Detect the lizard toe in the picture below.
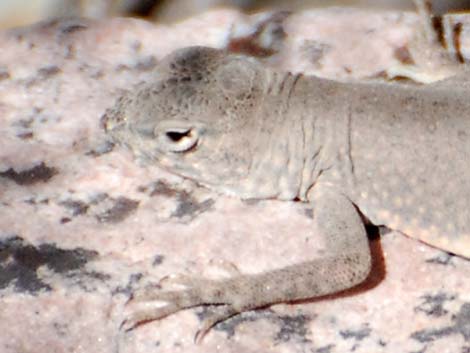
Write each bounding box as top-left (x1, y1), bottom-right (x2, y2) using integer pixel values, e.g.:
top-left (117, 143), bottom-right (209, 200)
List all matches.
top-left (194, 305), bottom-right (239, 343)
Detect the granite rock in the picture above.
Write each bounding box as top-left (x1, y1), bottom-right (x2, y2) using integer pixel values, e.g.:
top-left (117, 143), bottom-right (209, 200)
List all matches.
top-left (0, 8), bottom-right (469, 353)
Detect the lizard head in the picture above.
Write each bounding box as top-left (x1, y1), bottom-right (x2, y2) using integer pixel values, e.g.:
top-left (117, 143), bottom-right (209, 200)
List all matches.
top-left (102, 46), bottom-right (269, 195)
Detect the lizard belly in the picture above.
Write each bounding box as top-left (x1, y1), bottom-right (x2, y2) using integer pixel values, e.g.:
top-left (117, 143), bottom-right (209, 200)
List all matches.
top-left (351, 163), bottom-right (470, 259)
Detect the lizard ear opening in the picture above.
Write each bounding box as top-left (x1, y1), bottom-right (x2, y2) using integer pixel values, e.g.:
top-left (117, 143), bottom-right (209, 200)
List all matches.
top-left (154, 120), bottom-right (199, 153)
top-left (216, 58), bottom-right (256, 99)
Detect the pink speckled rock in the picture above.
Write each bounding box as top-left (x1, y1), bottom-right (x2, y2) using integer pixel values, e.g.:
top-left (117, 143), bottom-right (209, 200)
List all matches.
top-left (0, 8), bottom-right (469, 353)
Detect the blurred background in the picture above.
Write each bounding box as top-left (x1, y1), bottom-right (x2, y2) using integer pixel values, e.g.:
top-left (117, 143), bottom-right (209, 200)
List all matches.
top-left (0, 0), bottom-right (469, 29)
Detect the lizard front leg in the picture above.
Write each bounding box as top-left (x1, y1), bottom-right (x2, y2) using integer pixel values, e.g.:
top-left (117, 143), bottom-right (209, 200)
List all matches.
top-left (123, 186), bottom-right (372, 341)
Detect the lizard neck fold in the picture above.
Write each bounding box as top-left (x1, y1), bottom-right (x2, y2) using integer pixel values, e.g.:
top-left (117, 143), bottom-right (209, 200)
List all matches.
top-left (239, 71), bottom-right (305, 200)
top-left (292, 76), bottom-right (357, 201)
top-left (227, 72), bottom-right (354, 202)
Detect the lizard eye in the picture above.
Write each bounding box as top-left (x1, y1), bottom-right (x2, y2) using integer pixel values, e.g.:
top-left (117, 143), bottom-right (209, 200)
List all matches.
top-left (166, 129), bottom-right (191, 142)
top-left (155, 125), bottom-right (199, 152)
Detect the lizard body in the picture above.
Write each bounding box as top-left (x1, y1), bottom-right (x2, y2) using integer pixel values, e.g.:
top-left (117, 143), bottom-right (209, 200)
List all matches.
top-left (102, 46), bottom-right (470, 340)
top-left (293, 74), bottom-right (470, 258)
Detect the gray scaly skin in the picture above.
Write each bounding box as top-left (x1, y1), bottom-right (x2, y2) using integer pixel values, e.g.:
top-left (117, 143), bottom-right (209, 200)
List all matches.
top-left (102, 45), bottom-right (470, 341)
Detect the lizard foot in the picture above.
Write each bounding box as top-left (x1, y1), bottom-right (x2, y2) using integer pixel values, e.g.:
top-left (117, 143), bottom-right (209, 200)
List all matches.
top-left (122, 273), bottom-right (241, 341)
top-left (129, 273), bottom-right (215, 302)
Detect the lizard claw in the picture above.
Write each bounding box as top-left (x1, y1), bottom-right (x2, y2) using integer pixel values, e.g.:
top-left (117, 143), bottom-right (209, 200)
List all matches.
top-left (159, 273), bottom-right (196, 287)
top-left (120, 317), bottom-right (136, 332)
top-left (208, 258), bottom-right (241, 277)
top-left (121, 303), bottom-right (180, 332)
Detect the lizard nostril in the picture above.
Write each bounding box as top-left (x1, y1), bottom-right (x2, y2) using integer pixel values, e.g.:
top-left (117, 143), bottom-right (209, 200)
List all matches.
top-left (100, 113), bottom-right (111, 131)
top-left (101, 109), bottom-right (127, 132)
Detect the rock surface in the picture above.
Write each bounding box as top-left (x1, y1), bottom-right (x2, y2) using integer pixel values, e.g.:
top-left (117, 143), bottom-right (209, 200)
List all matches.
top-left (0, 8), bottom-right (469, 353)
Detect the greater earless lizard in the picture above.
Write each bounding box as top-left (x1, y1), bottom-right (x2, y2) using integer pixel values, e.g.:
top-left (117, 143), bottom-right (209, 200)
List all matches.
top-left (102, 0), bottom-right (470, 342)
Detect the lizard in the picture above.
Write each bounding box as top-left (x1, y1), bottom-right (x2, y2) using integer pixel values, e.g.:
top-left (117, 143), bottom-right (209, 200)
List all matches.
top-left (102, 0), bottom-right (470, 343)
